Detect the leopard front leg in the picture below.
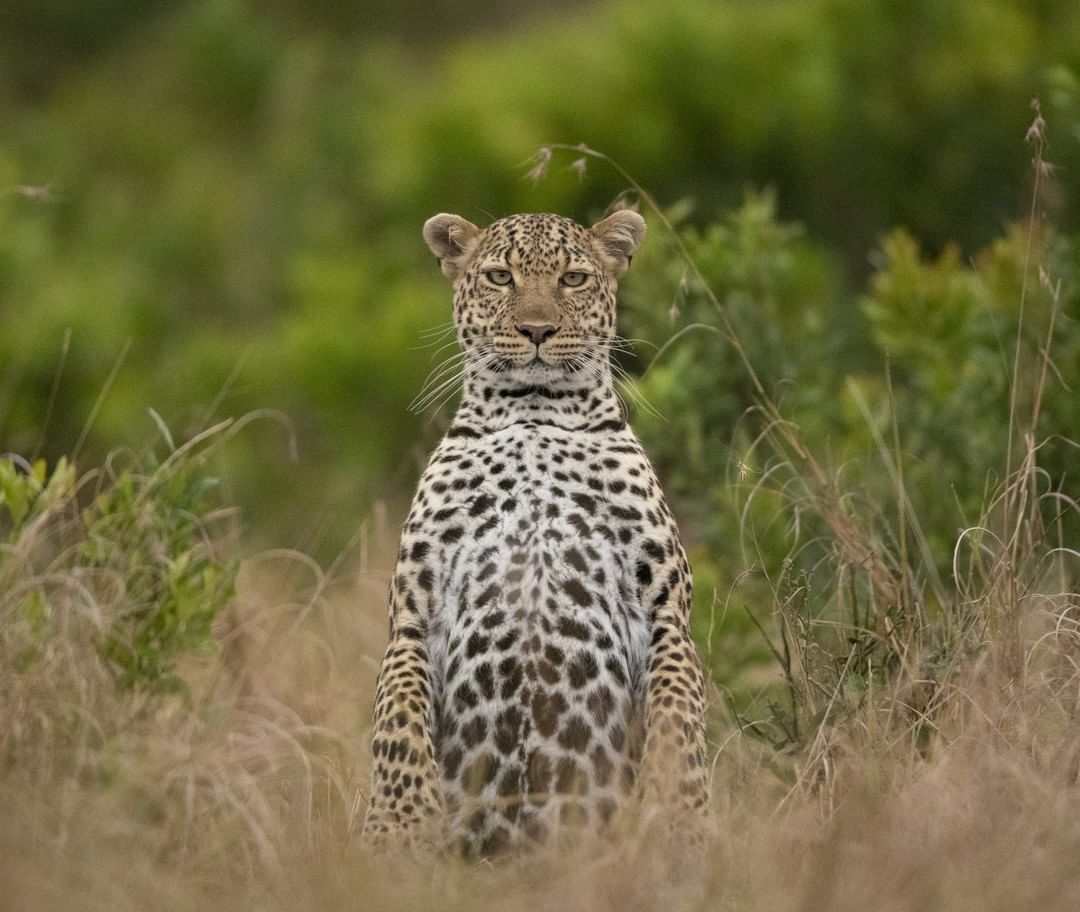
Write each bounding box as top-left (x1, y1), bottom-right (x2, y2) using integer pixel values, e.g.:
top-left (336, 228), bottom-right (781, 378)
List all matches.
top-left (362, 589), bottom-right (446, 852)
top-left (636, 540), bottom-right (709, 819)
top-left (639, 610), bottom-right (709, 813)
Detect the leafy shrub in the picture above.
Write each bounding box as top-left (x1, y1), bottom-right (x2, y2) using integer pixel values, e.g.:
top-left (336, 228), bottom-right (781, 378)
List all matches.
top-left (2, 0), bottom-right (1079, 556)
top-left (609, 174), bottom-right (1079, 711)
top-left (0, 453), bottom-right (75, 538)
top-left (1, 420), bottom-right (238, 695)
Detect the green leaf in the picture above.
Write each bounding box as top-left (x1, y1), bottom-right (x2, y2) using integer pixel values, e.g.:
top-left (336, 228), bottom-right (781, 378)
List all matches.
top-left (148, 408), bottom-right (176, 453)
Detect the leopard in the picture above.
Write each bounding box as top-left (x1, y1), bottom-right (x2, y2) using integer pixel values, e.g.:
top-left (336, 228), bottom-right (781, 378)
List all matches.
top-left (361, 209), bottom-right (709, 857)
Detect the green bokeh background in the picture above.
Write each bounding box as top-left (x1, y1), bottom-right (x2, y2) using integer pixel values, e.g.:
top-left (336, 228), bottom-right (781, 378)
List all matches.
top-left (2, 0), bottom-right (1079, 695)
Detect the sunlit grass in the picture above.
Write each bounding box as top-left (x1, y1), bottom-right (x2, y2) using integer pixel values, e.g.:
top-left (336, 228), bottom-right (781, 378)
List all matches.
top-left (2, 458), bottom-right (1079, 911)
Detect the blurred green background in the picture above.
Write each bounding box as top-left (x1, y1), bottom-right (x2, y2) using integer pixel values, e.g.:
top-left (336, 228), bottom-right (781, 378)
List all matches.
top-left (2, 0), bottom-right (1079, 691)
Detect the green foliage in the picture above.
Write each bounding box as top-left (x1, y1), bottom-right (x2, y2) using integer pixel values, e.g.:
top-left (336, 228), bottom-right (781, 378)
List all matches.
top-left (2, 0), bottom-right (1079, 554)
top-left (618, 193), bottom-right (845, 691)
top-left (613, 186), bottom-right (1078, 707)
top-left (0, 455), bottom-right (75, 537)
top-left (1, 428), bottom-right (238, 696)
top-left (81, 453), bottom-right (238, 693)
top-left (1, 0), bottom-right (1079, 728)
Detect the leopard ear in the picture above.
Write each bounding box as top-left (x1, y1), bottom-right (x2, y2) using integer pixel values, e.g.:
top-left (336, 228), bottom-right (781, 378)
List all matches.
top-left (423, 213), bottom-right (481, 281)
top-left (589, 209), bottom-right (646, 279)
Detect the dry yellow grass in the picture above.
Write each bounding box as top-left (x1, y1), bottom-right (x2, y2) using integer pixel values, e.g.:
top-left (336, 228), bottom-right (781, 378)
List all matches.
top-left (3, 487), bottom-right (1079, 912)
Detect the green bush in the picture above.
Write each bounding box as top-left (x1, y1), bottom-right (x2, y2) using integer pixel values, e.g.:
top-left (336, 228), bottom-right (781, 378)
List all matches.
top-left (1, 423), bottom-right (238, 695)
top-left (612, 183), bottom-right (1078, 707)
top-left (2, 0), bottom-right (1079, 557)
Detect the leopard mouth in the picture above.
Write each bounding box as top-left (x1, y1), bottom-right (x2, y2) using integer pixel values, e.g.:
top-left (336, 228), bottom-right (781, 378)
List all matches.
top-left (490, 332), bottom-right (587, 368)
top-left (479, 337), bottom-right (597, 386)
top-left (511, 359), bottom-right (562, 378)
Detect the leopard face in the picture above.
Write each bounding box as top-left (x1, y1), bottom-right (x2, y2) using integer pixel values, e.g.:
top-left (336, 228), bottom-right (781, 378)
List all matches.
top-left (423, 211), bottom-right (645, 391)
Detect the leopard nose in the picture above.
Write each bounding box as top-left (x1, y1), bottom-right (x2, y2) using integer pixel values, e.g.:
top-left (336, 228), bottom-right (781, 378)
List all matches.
top-left (516, 323), bottom-right (559, 346)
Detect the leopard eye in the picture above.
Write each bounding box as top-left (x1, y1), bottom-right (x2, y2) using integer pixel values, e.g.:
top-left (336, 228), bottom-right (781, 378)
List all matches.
top-left (485, 269), bottom-right (514, 287)
top-left (560, 271), bottom-right (590, 288)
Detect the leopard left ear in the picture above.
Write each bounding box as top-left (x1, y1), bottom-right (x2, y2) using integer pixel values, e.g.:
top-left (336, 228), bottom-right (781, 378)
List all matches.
top-left (589, 209), bottom-right (646, 279)
top-left (423, 213), bottom-right (481, 281)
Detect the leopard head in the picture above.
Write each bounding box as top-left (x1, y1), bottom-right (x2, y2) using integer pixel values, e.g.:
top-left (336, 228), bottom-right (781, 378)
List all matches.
top-left (423, 211), bottom-right (645, 389)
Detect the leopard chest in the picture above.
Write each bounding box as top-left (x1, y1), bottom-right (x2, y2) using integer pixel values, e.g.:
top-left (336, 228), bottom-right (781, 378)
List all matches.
top-left (410, 423), bottom-right (655, 841)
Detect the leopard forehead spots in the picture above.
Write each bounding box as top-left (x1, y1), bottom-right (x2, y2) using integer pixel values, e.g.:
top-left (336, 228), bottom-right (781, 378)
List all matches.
top-left (363, 210), bottom-right (708, 858)
top-left (484, 214), bottom-right (592, 275)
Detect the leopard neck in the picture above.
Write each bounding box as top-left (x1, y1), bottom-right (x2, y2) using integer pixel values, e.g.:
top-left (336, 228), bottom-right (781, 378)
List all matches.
top-left (450, 365), bottom-right (626, 436)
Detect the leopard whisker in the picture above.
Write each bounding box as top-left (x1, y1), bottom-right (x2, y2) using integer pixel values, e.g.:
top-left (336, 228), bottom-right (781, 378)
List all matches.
top-left (411, 351), bottom-right (483, 413)
top-left (610, 361), bottom-right (665, 421)
top-left (426, 351), bottom-right (502, 415)
top-left (413, 352), bottom-right (471, 400)
top-left (415, 346), bottom-right (495, 399)
top-left (418, 320), bottom-right (456, 340)
top-left (422, 337), bottom-right (466, 361)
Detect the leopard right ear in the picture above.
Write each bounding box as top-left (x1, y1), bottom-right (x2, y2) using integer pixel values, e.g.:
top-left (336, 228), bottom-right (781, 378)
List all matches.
top-left (423, 213), bottom-right (481, 281)
top-left (589, 209), bottom-right (646, 279)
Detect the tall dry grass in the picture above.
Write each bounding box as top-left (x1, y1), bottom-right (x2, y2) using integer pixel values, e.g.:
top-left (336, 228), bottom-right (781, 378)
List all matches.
top-left (2, 501), bottom-right (1079, 912)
